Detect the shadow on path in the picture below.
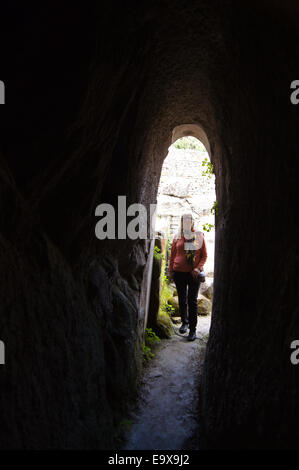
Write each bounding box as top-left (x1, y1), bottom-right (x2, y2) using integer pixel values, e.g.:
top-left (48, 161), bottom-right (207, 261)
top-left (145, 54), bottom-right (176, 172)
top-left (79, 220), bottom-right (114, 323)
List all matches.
top-left (122, 315), bottom-right (211, 450)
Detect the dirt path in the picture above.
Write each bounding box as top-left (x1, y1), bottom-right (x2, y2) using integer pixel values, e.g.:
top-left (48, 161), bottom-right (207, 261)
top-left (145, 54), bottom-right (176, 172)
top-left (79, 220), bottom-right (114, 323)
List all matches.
top-left (122, 315), bottom-right (211, 451)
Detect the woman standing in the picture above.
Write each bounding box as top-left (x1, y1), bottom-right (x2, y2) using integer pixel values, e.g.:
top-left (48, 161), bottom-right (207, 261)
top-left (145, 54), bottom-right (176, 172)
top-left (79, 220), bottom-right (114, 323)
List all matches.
top-left (169, 213), bottom-right (207, 341)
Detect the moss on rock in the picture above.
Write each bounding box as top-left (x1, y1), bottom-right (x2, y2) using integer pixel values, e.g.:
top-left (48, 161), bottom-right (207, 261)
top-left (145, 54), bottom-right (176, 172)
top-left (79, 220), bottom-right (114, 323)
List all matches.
top-left (156, 311), bottom-right (174, 338)
top-left (167, 296), bottom-right (179, 316)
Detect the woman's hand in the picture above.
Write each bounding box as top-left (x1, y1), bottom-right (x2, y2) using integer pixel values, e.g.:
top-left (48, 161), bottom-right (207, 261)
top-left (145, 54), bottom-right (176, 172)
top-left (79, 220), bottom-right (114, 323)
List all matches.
top-left (191, 269), bottom-right (200, 280)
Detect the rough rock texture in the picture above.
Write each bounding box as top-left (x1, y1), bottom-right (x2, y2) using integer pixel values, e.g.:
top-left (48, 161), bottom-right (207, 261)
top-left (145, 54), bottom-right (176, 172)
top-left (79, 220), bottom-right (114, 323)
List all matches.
top-left (201, 284), bottom-right (213, 301)
top-left (0, 0), bottom-right (298, 449)
top-left (168, 293), bottom-right (212, 316)
top-left (155, 311), bottom-right (174, 340)
top-left (197, 295), bottom-right (212, 316)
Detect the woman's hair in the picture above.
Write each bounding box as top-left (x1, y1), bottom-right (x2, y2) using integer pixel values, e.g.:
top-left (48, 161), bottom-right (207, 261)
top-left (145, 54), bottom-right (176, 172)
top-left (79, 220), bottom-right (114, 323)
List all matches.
top-left (179, 213), bottom-right (194, 238)
top-left (173, 213), bottom-right (203, 249)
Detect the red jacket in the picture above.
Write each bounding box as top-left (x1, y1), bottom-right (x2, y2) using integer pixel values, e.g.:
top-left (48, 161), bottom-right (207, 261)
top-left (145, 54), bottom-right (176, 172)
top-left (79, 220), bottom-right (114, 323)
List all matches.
top-left (169, 231), bottom-right (207, 273)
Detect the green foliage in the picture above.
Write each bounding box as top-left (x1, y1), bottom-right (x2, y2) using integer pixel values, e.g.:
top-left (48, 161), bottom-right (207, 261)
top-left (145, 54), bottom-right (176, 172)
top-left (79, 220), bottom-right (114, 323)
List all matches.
top-left (160, 254), bottom-right (174, 309)
top-left (142, 342), bottom-right (155, 363)
top-left (142, 328), bottom-right (160, 363)
top-left (202, 223), bottom-right (214, 232)
top-left (153, 245), bottom-right (164, 261)
top-left (201, 157), bottom-right (214, 178)
top-left (162, 237), bottom-right (172, 283)
top-left (151, 241), bottom-right (175, 338)
top-left (164, 301), bottom-right (175, 315)
top-left (144, 328), bottom-right (160, 347)
top-left (210, 200), bottom-right (218, 215)
top-left (173, 136), bottom-right (205, 151)
top-left (201, 201), bottom-right (218, 232)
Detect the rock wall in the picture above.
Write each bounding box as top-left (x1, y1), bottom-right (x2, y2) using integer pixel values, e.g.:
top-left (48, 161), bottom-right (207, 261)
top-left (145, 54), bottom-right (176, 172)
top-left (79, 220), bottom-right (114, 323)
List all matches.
top-left (0, 173), bottom-right (142, 448)
top-left (157, 147), bottom-right (215, 217)
top-left (0, 3), bottom-right (148, 449)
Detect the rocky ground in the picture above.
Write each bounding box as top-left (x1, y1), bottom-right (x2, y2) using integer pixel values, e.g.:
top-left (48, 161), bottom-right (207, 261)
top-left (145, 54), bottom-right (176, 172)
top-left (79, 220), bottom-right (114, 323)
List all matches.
top-left (122, 314), bottom-right (211, 450)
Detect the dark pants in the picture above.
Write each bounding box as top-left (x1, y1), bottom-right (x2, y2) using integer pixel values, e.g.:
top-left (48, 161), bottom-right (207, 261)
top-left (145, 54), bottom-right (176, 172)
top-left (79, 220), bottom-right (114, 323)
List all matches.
top-left (172, 271), bottom-right (200, 332)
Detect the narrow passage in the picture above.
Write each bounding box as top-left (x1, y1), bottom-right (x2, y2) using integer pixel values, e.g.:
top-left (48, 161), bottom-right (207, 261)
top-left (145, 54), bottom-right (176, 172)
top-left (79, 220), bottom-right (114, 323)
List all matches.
top-left (123, 315), bottom-right (211, 450)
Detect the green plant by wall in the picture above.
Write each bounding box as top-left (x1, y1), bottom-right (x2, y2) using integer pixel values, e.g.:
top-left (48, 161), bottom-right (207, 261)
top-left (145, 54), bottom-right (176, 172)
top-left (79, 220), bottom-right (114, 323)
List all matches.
top-left (164, 301), bottom-right (175, 316)
top-left (154, 244), bottom-right (175, 338)
top-left (202, 222), bottom-right (214, 232)
top-left (144, 328), bottom-right (161, 347)
top-left (210, 200), bottom-right (218, 215)
top-left (153, 245), bottom-right (164, 261)
top-left (142, 328), bottom-right (161, 363)
top-left (202, 200), bottom-right (218, 232)
top-left (142, 342), bottom-right (155, 363)
top-left (201, 157), bottom-right (214, 178)
top-left (160, 250), bottom-right (173, 306)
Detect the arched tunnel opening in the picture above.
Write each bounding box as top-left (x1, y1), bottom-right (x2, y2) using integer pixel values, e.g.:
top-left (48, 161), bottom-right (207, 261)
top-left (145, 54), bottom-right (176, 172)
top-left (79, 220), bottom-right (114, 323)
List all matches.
top-left (0, 0), bottom-right (298, 452)
top-left (149, 131), bottom-right (215, 334)
top-left (123, 132), bottom-right (215, 451)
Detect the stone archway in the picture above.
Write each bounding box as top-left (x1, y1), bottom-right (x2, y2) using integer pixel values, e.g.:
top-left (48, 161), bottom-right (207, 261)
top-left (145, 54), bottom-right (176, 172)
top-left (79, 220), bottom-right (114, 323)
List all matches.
top-left (171, 124), bottom-right (212, 157)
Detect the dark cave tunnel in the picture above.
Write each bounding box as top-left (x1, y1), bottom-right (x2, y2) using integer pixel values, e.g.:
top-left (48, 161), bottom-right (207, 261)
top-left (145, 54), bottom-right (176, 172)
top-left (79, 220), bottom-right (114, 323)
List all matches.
top-left (0, 1), bottom-right (298, 449)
